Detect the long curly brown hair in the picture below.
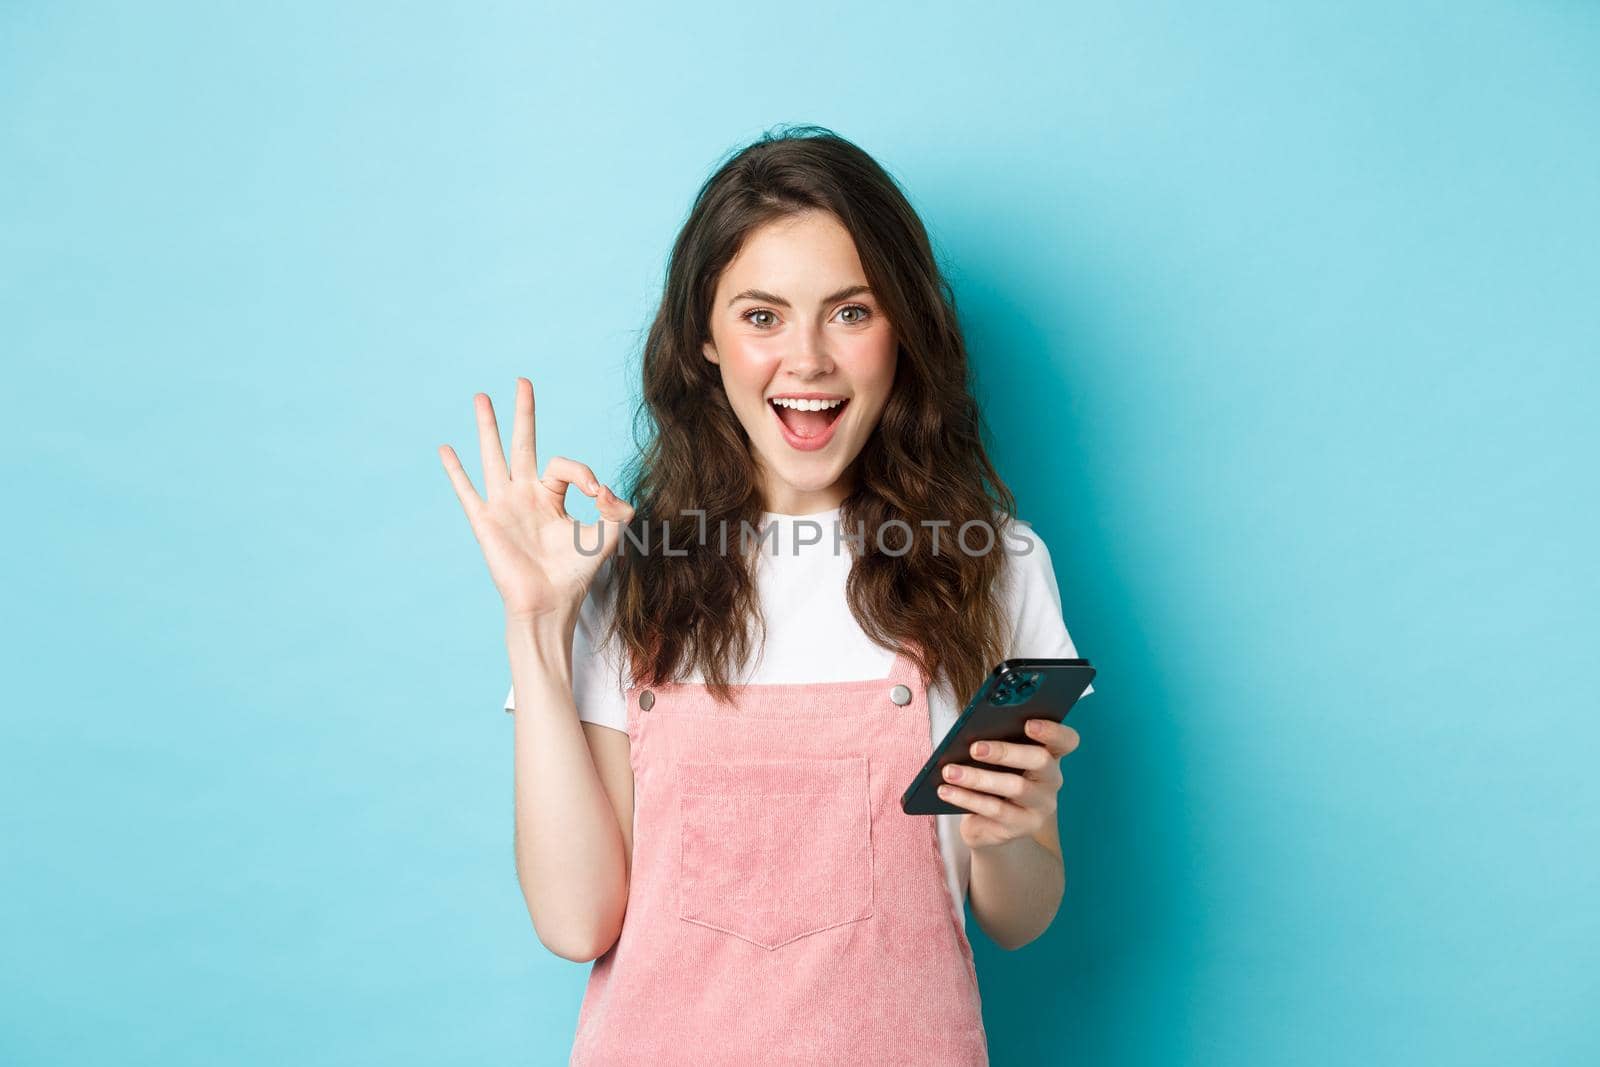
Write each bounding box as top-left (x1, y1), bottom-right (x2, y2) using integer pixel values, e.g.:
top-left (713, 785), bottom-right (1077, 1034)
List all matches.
top-left (601, 124), bottom-right (1019, 706)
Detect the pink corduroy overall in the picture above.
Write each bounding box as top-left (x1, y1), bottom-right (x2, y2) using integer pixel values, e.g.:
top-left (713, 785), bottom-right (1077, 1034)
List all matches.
top-left (567, 644), bottom-right (989, 1066)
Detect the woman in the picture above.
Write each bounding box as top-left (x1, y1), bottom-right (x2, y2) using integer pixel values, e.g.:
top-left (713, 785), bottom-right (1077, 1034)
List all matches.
top-left (439, 125), bottom-right (1093, 1065)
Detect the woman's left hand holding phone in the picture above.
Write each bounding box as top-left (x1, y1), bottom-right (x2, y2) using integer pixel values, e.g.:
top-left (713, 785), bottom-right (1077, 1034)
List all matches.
top-left (937, 718), bottom-right (1080, 852)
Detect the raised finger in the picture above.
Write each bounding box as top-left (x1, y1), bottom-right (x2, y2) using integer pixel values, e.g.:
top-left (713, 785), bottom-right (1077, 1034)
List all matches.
top-left (437, 444), bottom-right (485, 525)
top-left (475, 393), bottom-right (511, 496)
top-left (509, 377), bottom-right (538, 483)
top-left (1025, 718), bottom-right (1081, 759)
top-left (942, 761), bottom-right (1028, 801)
top-left (967, 738), bottom-right (1052, 773)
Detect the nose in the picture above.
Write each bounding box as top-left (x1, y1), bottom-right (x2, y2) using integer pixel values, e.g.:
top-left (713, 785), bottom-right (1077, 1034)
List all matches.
top-left (782, 320), bottom-right (834, 380)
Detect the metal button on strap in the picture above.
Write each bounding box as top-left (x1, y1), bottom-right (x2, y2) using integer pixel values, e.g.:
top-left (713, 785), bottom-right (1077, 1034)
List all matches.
top-left (638, 689), bottom-right (655, 711)
top-left (888, 684), bottom-right (912, 706)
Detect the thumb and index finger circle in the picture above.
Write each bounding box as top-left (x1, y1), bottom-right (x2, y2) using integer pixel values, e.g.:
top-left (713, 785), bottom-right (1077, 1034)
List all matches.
top-left (539, 456), bottom-right (603, 513)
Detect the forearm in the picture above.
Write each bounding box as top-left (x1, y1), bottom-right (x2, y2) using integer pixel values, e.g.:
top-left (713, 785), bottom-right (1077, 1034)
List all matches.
top-left (505, 615), bottom-right (628, 961)
top-left (967, 832), bottom-right (1064, 950)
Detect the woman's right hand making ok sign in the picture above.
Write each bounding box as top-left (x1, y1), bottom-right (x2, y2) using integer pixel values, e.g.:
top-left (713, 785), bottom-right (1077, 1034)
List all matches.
top-left (438, 377), bottom-right (635, 627)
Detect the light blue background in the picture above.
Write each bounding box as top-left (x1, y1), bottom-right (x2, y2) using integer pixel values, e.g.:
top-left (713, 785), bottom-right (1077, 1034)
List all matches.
top-left (4, 2), bottom-right (1596, 1064)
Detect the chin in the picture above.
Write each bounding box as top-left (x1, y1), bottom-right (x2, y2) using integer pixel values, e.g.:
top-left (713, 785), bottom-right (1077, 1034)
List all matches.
top-left (770, 467), bottom-right (841, 494)
top-left (760, 453), bottom-right (846, 492)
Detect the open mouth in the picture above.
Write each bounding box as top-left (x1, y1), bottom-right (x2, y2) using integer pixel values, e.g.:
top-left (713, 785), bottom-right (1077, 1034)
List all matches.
top-left (768, 395), bottom-right (849, 452)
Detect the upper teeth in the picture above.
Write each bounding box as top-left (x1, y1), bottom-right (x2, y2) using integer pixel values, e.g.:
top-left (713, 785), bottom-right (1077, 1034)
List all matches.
top-left (771, 397), bottom-right (845, 411)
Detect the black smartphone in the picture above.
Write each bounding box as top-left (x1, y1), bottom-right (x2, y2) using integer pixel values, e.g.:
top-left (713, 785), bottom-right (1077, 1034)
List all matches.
top-left (901, 658), bottom-right (1096, 815)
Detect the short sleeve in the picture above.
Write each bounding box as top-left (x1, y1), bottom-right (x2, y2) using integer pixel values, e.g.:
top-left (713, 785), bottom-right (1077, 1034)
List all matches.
top-left (501, 557), bottom-right (631, 730)
top-left (998, 519), bottom-right (1095, 698)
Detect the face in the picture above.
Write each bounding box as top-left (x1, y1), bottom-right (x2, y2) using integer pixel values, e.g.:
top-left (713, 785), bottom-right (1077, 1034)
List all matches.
top-left (702, 210), bottom-right (898, 516)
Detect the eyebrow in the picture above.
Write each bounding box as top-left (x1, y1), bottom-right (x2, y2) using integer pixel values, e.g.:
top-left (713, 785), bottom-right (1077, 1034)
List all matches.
top-left (726, 284), bottom-right (873, 308)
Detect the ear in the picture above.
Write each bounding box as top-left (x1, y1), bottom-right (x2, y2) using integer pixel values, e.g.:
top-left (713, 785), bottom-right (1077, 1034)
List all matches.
top-left (702, 339), bottom-right (720, 365)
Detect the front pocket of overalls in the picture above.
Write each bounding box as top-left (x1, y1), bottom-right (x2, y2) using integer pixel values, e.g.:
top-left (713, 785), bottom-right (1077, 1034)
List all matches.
top-left (678, 756), bottom-right (874, 950)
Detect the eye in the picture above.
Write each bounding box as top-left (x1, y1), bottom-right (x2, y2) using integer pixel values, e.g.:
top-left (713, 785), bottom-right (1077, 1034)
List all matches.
top-left (838, 303), bottom-right (873, 324)
top-left (742, 308), bottom-right (779, 329)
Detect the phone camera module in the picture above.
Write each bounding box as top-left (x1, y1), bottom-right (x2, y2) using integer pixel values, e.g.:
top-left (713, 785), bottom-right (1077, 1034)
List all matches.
top-left (989, 668), bottom-right (1042, 707)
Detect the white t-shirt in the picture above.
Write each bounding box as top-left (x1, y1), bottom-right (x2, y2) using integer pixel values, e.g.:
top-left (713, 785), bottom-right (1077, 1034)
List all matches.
top-left (502, 505), bottom-right (1094, 933)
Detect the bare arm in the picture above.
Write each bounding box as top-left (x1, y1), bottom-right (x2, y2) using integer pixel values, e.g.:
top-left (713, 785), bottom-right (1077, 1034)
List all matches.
top-left (968, 823), bottom-right (1064, 951)
top-left (506, 616), bottom-right (635, 961)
